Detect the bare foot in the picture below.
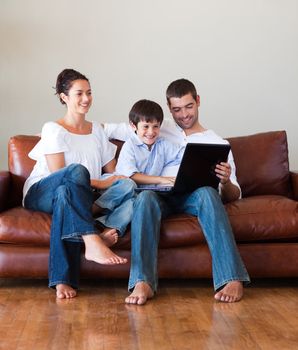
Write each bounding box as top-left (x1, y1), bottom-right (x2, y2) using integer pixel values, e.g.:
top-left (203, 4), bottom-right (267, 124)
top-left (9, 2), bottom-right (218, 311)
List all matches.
top-left (214, 281), bottom-right (243, 303)
top-left (125, 282), bottom-right (154, 305)
top-left (83, 234), bottom-right (127, 265)
top-left (99, 228), bottom-right (118, 247)
top-left (56, 284), bottom-right (77, 299)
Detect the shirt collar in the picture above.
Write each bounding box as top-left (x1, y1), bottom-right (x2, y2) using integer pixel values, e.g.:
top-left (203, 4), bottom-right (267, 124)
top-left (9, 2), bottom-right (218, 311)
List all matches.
top-left (131, 132), bottom-right (163, 148)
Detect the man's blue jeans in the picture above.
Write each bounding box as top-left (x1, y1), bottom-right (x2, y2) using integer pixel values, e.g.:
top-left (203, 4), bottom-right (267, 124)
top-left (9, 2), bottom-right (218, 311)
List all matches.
top-left (128, 187), bottom-right (250, 292)
top-left (94, 178), bottom-right (136, 237)
top-left (24, 164), bottom-right (96, 289)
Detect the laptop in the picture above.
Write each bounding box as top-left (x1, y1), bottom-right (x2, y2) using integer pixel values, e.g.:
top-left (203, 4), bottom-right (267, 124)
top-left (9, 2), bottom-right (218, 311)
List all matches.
top-left (136, 142), bottom-right (231, 194)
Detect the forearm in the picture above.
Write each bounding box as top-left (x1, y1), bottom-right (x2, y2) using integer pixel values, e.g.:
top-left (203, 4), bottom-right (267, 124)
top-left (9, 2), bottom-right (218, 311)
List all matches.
top-left (131, 173), bottom-right (162, 185)
top-left (91, 174), bottom-right (127, 190)
top-left (91, 178), bottom-right (111, 190)
top-left (131, 173), bottom-right (174, 185)
top-left (220, 180), bottom-right (241, 203)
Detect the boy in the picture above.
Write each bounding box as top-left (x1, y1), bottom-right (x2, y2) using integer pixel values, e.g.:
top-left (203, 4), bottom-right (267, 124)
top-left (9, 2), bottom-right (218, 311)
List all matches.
top-left (115, 99), bottom-right (185, 186)
top-left (94, 99), bottom-right (183, 242)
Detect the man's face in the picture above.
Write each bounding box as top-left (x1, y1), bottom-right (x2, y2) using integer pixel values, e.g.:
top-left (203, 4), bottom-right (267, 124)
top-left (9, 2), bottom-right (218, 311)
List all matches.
top-left (168, 93), bottom-right (200, 130)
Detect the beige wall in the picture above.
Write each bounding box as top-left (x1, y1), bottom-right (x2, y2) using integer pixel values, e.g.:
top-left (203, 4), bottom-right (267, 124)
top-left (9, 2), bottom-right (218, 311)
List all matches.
top-left (1, 0), bottom-right (298, 170)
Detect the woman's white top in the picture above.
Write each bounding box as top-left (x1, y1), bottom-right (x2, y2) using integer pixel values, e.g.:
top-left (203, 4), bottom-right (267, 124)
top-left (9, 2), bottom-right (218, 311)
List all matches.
top-left (22, 121), bottom-right (116, 200)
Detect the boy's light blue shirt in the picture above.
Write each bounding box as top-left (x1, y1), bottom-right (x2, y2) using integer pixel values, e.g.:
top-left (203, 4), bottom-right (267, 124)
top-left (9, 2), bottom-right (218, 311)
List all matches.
top-left (115, 132), bottom-right (185, 177)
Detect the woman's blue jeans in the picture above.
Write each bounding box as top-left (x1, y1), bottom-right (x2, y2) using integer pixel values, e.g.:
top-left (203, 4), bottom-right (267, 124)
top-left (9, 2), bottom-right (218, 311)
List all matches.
top-left (24, 164), bottom-right (97, 289)
top-left (129, 187), bottom-right (250, 292)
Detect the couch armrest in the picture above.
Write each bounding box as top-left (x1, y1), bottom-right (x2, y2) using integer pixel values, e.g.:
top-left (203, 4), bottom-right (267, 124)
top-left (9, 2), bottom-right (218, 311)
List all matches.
top-left (0, 170), bottom-right (11, 212)
top-left (290, 171), bottom-right (298, 200)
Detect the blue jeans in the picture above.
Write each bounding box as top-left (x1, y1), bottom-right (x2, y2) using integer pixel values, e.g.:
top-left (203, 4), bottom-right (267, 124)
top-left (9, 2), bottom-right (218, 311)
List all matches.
top-left (94, 179), bottom-right (136, 237)
top-left (24, 164), bottom-right (98, 289)
top-left (128, 187), bottom-right (250, 292)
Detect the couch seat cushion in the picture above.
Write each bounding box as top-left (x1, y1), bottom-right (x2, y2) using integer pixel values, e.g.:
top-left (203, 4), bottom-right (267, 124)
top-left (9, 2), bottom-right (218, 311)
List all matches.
top-left (226, 195), bottom-right (298, 242)
top-left (160, 214), bottom-right (203, 247)
top-left (0, 207), bottom-right (51, 246)
top-left (0, 208), bottom-right (204, 249)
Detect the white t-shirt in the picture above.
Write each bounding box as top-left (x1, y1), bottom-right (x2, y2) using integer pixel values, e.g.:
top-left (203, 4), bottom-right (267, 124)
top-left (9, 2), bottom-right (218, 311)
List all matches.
top-left (104, 119), bottom-right (241, 197)
top-left (23, 121), bottom-right (116, 199)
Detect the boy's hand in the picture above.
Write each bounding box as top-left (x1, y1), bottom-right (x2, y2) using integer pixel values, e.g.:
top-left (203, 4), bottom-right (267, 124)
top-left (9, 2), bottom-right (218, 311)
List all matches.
top-left (158, 176), bottom-right (176, 185)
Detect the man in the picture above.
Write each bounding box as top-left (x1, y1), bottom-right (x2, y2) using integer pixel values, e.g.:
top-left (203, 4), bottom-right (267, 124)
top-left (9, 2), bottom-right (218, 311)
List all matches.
top-left (104, 79), bottom-right (250, 305)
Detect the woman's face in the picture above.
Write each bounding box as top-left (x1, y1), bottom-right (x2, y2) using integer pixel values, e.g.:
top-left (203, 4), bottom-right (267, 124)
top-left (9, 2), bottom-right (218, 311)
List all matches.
top-left (62, 79), bottom-right (92, 115)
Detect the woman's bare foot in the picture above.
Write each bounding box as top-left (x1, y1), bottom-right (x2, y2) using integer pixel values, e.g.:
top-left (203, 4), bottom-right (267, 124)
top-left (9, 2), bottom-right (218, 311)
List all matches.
top-left (83, 234), bottom-right (127, 265)
top-left (125, 282), bottom-right (154, 305)
top-left (56, 284), bottom-right (77, 299)
top-left (214, 281), bottom-right (243, 303)
top-left (99, 228), bottom-right (118, 247)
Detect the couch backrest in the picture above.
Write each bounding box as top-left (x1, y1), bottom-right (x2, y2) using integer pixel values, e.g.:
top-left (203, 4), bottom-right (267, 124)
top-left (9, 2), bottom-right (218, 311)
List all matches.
top-left (227, 130), bottom-right (291, 197)
top-left (7, 130), bottom-right (291, 206)
top-left (8, 135), bottom-right (40, 207)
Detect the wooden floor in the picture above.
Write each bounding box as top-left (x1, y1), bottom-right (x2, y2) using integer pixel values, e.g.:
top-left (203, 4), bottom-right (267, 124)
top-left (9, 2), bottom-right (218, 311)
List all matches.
top-left (0, 278), bottom-right (297, 350)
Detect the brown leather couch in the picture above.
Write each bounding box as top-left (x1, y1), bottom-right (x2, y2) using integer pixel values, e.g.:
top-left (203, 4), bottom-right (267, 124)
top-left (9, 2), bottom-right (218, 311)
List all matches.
top-left (1, 130), bottom-right (298, 280)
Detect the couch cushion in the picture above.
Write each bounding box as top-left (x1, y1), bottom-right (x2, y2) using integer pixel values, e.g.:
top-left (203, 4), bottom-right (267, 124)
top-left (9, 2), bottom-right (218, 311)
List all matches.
top-left (8, 135), bottom-right (40, 207)
top-left (227, 131), bottom-right (291, 197)
top-left (0, 207), bottom-right (204, 248)
top-left (0, 207), bottom-right (51, 246)
top-left (226, 195), bottom-right (298, 242)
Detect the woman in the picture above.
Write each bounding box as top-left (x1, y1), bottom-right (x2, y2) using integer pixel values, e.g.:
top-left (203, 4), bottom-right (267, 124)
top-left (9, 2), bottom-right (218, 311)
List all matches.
top-left (23, 69), bottom-right (134, 299)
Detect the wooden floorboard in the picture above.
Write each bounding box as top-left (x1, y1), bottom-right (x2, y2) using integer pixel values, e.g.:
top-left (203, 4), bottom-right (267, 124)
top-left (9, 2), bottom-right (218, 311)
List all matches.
top-left (0, 278), bottom-right (297, 350)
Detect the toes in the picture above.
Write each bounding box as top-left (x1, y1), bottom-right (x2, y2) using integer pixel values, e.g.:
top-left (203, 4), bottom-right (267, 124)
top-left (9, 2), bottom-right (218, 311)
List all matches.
top-left (56, 284), bottom-right (77, 299)
top-left (137, 297), bottom-right (147, 305)
top-left (107, 256), bottom-right (127, 265)
top-left (125, 296), bottom-right (138, 304)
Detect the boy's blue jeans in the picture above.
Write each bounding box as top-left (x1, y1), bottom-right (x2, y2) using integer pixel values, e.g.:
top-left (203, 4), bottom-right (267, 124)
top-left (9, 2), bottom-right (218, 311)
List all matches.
top-left (94, 178), bottom-right (136, 236)
top-left (128, 187), bottom-right (250, 292)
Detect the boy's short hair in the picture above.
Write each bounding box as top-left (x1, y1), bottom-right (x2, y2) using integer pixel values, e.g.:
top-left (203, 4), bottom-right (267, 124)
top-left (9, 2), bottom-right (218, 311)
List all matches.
top-left (129, 99), bottom-right (164, 126)
top-left (166, 78), bottom-right (198, 105)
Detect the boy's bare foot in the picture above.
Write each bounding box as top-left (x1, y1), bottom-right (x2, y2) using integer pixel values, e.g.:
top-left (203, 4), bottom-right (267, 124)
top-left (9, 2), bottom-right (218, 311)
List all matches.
top-left (214, 281), bottom-right (243, 303)
top-left (125, 281), bottom-right (154, 305)
top-left (83, 234), bottom-right (127, 265)
top-left (99, 228), bottom-right (118, 247)
top-left (56, 284), bottom-right (77, 299)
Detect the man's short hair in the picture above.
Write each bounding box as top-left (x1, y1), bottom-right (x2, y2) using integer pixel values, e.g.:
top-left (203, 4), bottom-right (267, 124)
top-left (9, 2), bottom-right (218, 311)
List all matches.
top-left (166, 78), bottom-right (198, 105)
top-left (129, 99), bottom-right (164, 126)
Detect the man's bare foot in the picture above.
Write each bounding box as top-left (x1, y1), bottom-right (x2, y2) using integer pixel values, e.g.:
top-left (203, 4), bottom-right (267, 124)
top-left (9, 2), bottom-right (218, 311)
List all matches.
top-left (83, 234), bottom-right (127, 265)
top-left (56, 284), bottom-right (77, 299)
top-left (214, 281), bottom-right (243, 303)
top-left (125, 282), bottom-right (154, 305)
top-left (99, 228), bottom-right (118, 247)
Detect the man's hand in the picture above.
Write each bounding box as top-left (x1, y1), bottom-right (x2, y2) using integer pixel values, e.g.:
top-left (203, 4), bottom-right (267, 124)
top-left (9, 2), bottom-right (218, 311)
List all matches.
top-left (215, 162), bottom-right (231, 185)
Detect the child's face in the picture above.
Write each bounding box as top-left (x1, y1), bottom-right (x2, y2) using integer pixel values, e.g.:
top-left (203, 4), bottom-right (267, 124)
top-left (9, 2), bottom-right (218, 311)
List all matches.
top-left (132, 119), bottom-right (161, 148)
